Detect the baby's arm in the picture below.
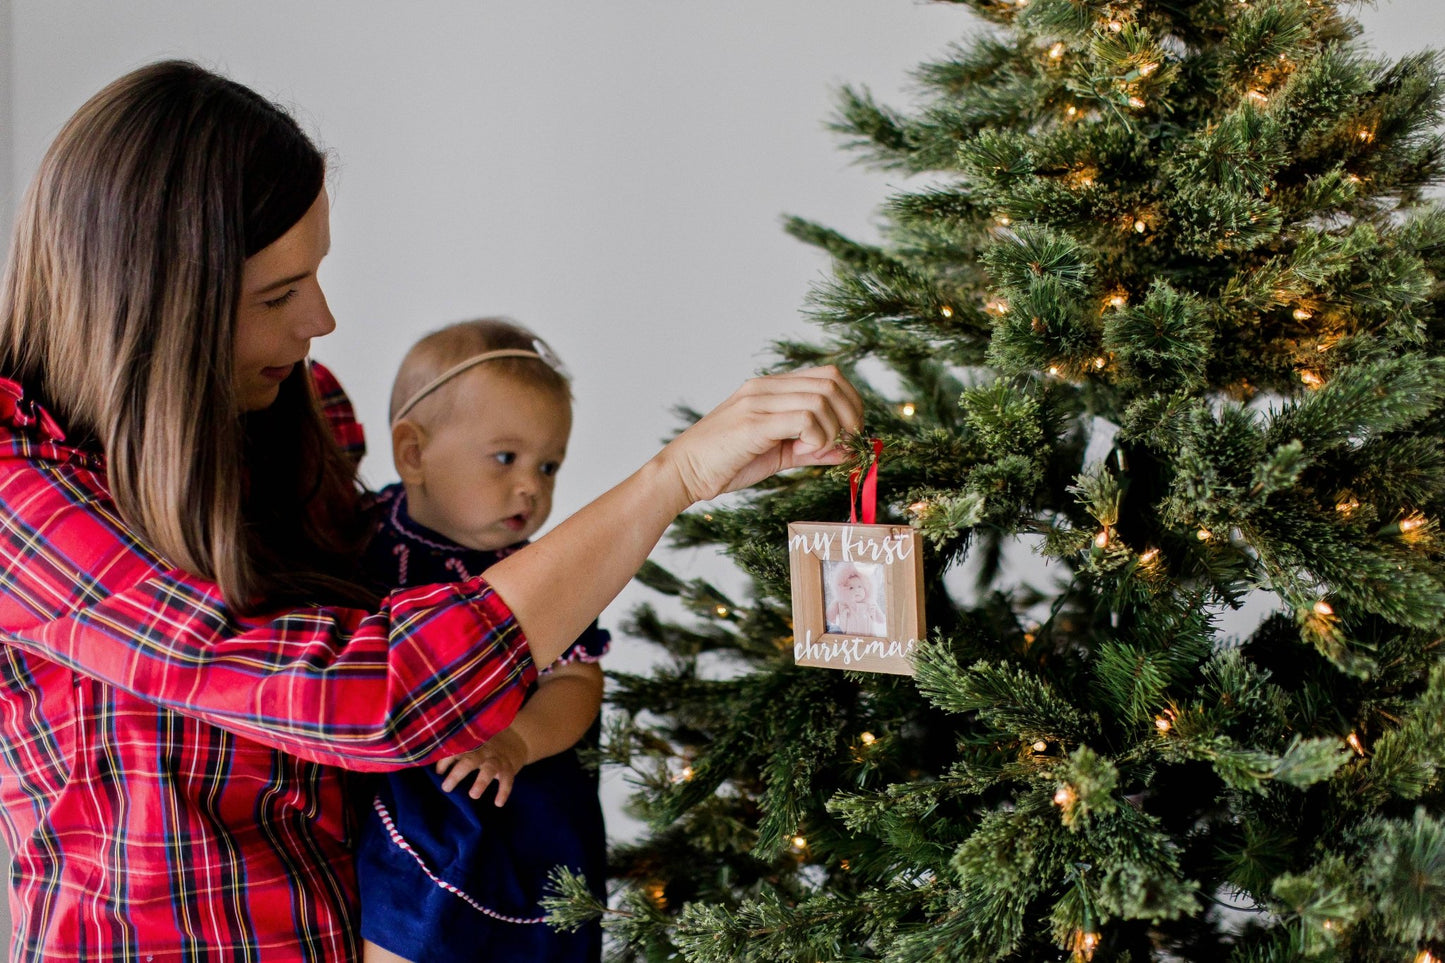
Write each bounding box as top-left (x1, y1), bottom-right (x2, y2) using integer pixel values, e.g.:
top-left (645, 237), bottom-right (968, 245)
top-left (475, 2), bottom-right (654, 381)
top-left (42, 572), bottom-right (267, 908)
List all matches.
top-left (436, 660), bottom-right (604, 806)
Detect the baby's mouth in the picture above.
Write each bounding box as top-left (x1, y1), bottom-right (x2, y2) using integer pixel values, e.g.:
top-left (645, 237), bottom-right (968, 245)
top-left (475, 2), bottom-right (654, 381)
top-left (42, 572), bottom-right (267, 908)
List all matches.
top-left (503, 513), bottom-right (529, 531)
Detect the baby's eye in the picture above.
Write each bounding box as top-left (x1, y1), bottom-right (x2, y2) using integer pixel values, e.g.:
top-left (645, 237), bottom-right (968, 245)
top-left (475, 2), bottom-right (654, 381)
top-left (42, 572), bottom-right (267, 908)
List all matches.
top-left (262, 289), bottom-right (298, 310)
top-left (540, 462), bottom-right (561, 477)
top-left (492, 452), bottom-right (516, 466)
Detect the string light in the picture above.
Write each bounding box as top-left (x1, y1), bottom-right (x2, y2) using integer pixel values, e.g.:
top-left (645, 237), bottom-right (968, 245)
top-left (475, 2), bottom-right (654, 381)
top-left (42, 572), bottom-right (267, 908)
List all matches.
top-left (1066, 167), bottom-right (1098, 188)
top-left (1108, 19), bottom-right (1124, 31)
top-left (1300, 369), bottom-right (1325, 389)
top-left (1094, 529), bottom-right (1110, 548)
top-left (1128, 95), bottom-right (1147, 109)
top-left (790, 835), bottom-right (809, 853)
top-left (995, 214), bottom-right (1012, 227)
top-left (1313, 600), bottom-right (1334, 618)
top-left (1065, 105), bottom-right (1079, 119)
top-left (1197, 527), bottom-right (1213, 541)
top-left (647, 882), bottom-right (668, 908)
top-left (1093, 356), bottom-right (1108, 370)
top-left (715, 605), bottom-right (730, 618)
top-left (1070, 929), bottom-right (1101, 961)
top-left (1133, 219), bottom-right (1148, 233)
top-left (703, 513), bottom-right (714, 521)
top-left (1346, 732), bottom-right (1366, 756)
top-left (940, 304), bottom-right (954, 318)
top-left (1139, 547), bottom-right (1161, 566)
top-left (900, 402), bottom-right (917, 418)
top-left (1346, 172), bottom-right (1363, 185)
top-left (986, 298), bottom-right (1010, 315)
top-left (1049, 42), bottom-right (1066, 60)
top-left (1415, 951), bottom-right (1438, 963)
top-left (860, 731), bottom-right (877, 746)
top-left (1053, 785), bottom-right (1076, 807)
top-left (908, 499), bottom-right (930, 516)
top-left (1047, 365), bottom-right (1062, 377)
top-left (1155, 714), bottom-right (1173, 733)
top-left (671, 764), bottom-right (695, 783)
top-left (1400, 513), bottom-right (1427, 534)
top-left (1336, 495), bottom-right (1361, 515)
top-left (1032, 740), bottom-right (1048, 752)
top-left (1106, 291), bottom-right (1128, 310)
top-left (1138, 61), bottom-right (1160, 77)
top-left (1357, 128), bottom-right (1375, 143)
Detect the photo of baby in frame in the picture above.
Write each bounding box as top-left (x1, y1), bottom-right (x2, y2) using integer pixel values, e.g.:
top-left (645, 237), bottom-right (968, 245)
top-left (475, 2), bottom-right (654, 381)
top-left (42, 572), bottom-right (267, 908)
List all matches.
top-left (823, 561), bottom-right (886, 637)
top-left (788, 521), bottom-right (925, 676)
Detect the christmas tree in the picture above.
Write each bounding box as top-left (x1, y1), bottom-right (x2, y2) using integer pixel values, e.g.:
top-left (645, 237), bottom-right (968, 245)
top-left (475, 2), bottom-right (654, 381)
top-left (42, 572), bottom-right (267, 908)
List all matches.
top-left (549, 0), bottom-right (1445, 959)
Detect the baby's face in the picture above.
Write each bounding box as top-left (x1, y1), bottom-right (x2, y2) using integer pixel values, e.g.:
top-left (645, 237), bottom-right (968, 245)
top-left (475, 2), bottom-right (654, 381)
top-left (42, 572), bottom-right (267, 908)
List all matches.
top-left (841, 573), bottom-right (868, 602)
top-left (406, 368), bottom-right (571, 551)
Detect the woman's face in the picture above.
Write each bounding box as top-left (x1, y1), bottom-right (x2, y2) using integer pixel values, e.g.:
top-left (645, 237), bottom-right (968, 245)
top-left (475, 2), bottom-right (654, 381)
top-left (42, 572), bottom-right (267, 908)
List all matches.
top-left (233, 191), bottom-right (335, 411)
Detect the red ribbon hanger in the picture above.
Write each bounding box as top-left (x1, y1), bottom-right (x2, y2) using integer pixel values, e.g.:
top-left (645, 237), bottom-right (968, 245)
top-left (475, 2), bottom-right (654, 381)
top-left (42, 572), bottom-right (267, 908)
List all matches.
top-left (849, 438), bottom-right (885, 525)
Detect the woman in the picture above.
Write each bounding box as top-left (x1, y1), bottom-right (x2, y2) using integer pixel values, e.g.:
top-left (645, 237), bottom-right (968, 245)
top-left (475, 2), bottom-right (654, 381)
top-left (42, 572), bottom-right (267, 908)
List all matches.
top-left (0, 61), bottom-right (860, 960)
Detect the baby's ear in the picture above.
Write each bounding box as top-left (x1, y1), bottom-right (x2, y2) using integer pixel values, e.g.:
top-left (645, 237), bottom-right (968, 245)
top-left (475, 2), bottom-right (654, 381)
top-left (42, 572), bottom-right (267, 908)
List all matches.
top-left (392, 420), bottom-right (428, 484)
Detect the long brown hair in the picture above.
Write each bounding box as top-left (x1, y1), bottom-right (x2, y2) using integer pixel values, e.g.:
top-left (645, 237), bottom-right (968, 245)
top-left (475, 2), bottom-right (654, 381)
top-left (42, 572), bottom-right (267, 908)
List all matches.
top-left (0, 60), bottom-right (376, 612)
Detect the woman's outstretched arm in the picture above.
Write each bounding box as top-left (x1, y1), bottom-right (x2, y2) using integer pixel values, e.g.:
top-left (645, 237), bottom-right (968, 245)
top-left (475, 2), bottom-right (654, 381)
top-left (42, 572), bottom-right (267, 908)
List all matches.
top-left (485, 366), bottom-right (862, 666)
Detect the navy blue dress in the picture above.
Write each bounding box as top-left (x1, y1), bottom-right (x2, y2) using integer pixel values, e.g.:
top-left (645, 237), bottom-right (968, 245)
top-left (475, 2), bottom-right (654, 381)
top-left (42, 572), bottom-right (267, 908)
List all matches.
top-left (355, 485), bottom-right (608, 963)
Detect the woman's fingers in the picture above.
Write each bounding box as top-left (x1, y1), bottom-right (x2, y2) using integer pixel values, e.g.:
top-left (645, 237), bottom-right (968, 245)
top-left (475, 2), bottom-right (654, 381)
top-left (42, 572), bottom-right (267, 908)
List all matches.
top-left (664, 365), bottom-right (863, 502)
top-left (467, 766), bottom-right (496, 800)
top-left (490, 773), bottom-right (516, 807)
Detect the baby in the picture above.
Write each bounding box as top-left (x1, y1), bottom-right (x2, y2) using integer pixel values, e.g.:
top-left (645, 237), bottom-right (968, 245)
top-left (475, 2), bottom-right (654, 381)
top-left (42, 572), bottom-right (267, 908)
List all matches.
top-left (356, 319), bottom-right (607, 963)
top-left (825, 562), bottom-right (886, 637)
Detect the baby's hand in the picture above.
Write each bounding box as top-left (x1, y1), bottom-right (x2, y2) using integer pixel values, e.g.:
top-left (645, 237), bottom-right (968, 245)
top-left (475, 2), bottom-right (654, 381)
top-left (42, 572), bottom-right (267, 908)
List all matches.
top-left (436, 727), bottom-right (531, 806)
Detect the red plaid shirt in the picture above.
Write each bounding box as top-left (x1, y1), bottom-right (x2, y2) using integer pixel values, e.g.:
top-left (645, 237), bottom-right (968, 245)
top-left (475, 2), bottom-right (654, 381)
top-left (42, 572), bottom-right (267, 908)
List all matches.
top-left (0, 362), bottom-right (536, 961)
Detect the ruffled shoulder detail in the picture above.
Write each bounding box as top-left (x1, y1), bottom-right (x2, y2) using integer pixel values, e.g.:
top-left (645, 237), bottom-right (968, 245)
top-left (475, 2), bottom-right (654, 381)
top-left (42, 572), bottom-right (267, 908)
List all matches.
top-left (0, 377), bottom-right (70, 445)
top-left (0, 376), bottom-right (107, 472)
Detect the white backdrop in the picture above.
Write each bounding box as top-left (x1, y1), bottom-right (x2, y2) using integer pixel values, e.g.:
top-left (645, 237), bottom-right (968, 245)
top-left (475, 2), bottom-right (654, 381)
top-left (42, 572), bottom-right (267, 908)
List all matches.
top-left (0, 0), bottom-right (1441, 949)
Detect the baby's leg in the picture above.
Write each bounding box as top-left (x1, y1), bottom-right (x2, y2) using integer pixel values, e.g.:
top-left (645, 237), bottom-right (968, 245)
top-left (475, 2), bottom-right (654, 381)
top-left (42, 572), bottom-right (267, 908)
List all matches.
top-left (363, 940), bottom-right (414, 963)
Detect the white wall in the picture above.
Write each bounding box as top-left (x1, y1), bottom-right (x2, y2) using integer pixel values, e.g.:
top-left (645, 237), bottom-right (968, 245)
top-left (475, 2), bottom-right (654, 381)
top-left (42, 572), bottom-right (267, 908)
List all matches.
top-left (1, 0), bottom-right (1442, 950)
top-left (0, 0), bottom-right (12, 254)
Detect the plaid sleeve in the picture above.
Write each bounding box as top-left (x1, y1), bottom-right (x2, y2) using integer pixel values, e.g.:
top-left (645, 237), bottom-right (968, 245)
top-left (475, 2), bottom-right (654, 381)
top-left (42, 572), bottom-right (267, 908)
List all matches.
top-left (0, 459), bottom-right (536, 772)
top-left (308, 358), bottom-right (367, 463)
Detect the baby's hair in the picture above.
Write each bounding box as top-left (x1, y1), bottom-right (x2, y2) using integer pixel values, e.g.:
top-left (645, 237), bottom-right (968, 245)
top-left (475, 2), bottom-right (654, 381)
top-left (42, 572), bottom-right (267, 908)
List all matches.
top-left (389, 318), bottom-right (571, 425)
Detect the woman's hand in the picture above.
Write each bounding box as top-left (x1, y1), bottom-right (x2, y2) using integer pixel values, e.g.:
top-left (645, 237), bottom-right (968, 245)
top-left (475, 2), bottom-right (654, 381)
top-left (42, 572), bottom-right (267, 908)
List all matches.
top-left (656, 366), bottom-right (863, 504)
top-left (436, 727), bottom-right (531, 805)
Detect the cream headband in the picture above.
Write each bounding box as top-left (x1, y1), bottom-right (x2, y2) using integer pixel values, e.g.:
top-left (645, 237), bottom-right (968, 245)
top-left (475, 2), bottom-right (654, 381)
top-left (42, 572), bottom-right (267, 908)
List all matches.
top-left (391, 339), bottom-right (568, 425)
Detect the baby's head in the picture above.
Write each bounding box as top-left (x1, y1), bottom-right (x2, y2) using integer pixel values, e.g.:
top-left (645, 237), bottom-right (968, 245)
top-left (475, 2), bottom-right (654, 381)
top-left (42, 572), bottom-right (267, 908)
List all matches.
top-left (831, 563), bottom-right (873, 603)
top-left (389, 318), bottom-right (572, 551)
